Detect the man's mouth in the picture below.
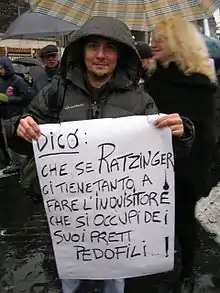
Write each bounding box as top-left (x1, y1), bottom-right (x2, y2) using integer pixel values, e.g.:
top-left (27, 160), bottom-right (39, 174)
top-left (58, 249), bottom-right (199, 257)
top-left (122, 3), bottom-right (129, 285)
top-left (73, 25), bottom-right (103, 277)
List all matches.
top-left (94, 63), bottom-right (108, 67)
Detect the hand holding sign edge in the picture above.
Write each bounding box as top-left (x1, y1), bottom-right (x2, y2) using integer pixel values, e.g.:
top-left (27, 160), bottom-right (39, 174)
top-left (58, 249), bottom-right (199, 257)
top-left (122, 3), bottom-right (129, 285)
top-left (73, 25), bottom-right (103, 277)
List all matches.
top-left (17, 116), bottom-right (41, 142)
top-left (154, 114), bottom-right (184, 137)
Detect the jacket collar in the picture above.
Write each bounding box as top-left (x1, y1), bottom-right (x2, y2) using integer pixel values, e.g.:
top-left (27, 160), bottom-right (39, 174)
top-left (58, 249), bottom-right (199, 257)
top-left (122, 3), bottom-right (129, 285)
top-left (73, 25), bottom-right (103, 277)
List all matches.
top-left (65, 65), bottom-right (134, 96)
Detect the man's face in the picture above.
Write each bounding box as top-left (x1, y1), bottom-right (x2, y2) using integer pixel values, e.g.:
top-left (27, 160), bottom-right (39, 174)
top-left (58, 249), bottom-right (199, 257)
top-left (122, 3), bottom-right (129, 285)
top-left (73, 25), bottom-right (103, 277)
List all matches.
top-left (84, 37), bottom-right (119, 78)
top-left (142, 58), bottom-right (153, 69)
top-left (42, 53), bottom-right (59, 68)
top-left (0, 66), bottom-right (6, 77)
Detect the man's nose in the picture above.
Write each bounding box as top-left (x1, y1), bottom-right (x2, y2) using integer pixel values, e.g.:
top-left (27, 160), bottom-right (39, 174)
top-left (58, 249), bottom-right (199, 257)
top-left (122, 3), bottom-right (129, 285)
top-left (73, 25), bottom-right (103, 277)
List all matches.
top-left (97, 47), bottom-right (105, 58)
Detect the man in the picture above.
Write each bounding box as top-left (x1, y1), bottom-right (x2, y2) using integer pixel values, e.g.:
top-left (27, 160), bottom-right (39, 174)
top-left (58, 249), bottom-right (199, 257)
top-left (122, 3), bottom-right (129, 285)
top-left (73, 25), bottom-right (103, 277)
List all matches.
top-left (0, 56), bottom-right (28, 174)
top-left (135, 41), bottom-right (154, 91)
top-left (10, 16), bottom-right (193, 293)
top-left (30, 44), bottom-right (59, 99)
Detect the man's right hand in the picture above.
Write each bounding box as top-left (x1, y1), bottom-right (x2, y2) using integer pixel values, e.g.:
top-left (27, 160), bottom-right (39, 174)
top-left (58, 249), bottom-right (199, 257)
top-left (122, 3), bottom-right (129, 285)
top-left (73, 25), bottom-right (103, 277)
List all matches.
top-left (17, 116), bottom-right (41, 142)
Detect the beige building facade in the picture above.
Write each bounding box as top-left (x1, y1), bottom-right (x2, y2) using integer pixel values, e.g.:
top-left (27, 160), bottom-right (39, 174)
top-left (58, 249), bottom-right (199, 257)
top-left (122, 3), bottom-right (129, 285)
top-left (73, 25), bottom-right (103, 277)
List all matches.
top-left (0, 37), bottom-right (60, 58)
top-left (0, 38), bottom-right (56, 49)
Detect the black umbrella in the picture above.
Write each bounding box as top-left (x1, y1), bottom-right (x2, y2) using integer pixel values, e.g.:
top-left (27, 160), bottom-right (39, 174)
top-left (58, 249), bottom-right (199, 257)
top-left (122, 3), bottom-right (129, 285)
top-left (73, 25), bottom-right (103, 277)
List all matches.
top-left (13, 57), bottom-right (42, 67)
top-left (13, 60), bottom-right (45, 83)
top-left (203, 35), bottom-right (220, 59)
top-left (12, 63), bottom-right (27, 74)
top-left (3, 10), bottom-right (79, 39)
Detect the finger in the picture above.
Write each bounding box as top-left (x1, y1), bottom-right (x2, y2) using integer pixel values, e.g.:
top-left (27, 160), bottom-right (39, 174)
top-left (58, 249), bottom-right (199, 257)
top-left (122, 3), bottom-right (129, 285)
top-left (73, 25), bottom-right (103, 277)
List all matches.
top-left (18, 124), bottom-right (34, 141)
top-left (17, 125), bottom-right (26, 138)
top-left (169, 125), bottom-right (184, 137)
top-left (154, 114), bottom-right (181, 125)
top-left (169, 125), bottom-right (183, 132)
top-left (172, 130), bottom-right (184, 137)
top-left (18, 118), bottom-right (41, 142)
top-left (155, 117), bottom-right (182, 127)
top-left (17, 126), bottom-right (32, 142)
top-left (20, 119), bottom-right (39, 139)
top-left (26, 117), bottom-right (41, 135)
top-left (155, 118), bottom-right (182, 128)
top-left (22, 135), bottom-right (32, 143)
top-left (154, 115), bottom-right (168, 125)
top-left (164, 113), bottom-right (180, 119)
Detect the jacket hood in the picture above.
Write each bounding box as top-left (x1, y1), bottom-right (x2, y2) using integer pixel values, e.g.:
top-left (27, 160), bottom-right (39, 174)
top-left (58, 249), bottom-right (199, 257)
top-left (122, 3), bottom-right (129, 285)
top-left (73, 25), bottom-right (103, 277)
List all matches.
top-left (0, 57), bottom-right (14, 75)
top-left (60, 16), bottom-right (142, 84)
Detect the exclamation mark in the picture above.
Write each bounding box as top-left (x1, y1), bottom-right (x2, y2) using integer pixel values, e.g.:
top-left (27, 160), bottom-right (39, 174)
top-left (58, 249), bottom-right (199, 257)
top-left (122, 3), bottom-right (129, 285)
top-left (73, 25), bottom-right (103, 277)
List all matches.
top-left (165, 237), bottom-right (169, 257)
top-left (164, 210), bottom-right (168, 225)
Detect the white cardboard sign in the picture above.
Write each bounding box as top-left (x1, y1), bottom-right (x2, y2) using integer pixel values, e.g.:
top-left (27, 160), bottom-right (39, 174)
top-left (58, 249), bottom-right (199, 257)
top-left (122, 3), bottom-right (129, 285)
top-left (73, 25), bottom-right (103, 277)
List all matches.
top-left (33, 115), bottom-right (175, 280)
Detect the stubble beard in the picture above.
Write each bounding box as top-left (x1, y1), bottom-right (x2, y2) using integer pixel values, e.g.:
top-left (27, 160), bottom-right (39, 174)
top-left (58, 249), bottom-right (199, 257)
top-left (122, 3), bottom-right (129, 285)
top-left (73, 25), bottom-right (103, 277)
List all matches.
top-left (89, 69), bottom-right (112, 82)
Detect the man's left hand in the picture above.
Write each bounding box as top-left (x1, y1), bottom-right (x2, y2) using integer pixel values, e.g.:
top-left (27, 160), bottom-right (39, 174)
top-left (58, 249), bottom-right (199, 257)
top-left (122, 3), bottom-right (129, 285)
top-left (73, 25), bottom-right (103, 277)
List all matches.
top-left (154, 113), bottom-right (184, 137)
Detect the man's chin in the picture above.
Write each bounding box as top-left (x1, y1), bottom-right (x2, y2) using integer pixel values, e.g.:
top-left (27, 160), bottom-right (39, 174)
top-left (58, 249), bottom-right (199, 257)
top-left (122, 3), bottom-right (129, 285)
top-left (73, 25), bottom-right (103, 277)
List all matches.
top-left (94, 69), bottom-right (108, 75)
top-left (48, 63), bottom-right (57, 68)
top-left (93, 71), bottom-right (109, 79)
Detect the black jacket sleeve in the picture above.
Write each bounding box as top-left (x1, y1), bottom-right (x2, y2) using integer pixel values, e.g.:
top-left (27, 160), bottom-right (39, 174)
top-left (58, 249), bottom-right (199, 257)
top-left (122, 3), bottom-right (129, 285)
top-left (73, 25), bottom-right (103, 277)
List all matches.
top-left (7, 81), bottom-right (58, 155)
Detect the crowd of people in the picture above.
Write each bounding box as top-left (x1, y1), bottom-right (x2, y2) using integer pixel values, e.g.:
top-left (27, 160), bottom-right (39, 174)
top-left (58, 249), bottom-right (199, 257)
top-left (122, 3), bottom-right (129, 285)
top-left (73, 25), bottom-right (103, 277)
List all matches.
top-left (0, 14), bottom-right (220, 293)
top-left (0, 44), bottom-right (59, 174)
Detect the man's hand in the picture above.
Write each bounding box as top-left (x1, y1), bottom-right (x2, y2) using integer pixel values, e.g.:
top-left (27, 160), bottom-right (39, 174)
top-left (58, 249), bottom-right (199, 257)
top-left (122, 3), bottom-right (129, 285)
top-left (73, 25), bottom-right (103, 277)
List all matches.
top-left (154, 113), bottom-right (184, 137)
top-left (17, 116), bottom-right (41, 142)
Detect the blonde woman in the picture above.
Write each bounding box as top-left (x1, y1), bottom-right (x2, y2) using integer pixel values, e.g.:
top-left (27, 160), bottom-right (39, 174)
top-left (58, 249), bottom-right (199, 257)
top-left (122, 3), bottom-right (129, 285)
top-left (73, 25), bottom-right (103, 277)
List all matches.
top-left (147, 17), bottom-right (217, 293)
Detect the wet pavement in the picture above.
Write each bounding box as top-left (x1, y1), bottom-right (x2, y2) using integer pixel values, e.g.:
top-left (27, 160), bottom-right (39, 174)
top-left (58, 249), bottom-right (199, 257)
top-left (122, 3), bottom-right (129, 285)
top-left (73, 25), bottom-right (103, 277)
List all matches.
top-left (0, 174), bottom-right (220, 293)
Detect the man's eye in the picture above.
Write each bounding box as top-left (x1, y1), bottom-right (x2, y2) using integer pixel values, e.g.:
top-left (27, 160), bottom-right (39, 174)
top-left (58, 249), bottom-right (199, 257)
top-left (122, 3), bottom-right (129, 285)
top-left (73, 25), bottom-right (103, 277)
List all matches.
top-left (107, 44), bottom-right (116, 50)
top-left (88, 43), bottom-right (98, 49)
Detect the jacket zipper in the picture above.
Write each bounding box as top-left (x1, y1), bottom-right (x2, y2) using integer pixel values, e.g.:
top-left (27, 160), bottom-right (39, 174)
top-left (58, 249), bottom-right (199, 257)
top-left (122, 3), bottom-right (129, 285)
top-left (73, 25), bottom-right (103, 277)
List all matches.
top-left (88, 101), bottom-right (102, 119)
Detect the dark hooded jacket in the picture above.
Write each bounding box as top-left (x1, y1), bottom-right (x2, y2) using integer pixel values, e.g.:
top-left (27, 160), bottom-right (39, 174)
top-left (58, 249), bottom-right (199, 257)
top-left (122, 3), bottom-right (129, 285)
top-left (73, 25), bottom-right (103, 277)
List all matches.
top-left (0, 56), bottom-right (29, 119)
top-left (214, 68), bottom-right (220, 140)
top-left (147, 62), bottom-right (217, 198)
top-left (9, 16), bottom-right (193, 158)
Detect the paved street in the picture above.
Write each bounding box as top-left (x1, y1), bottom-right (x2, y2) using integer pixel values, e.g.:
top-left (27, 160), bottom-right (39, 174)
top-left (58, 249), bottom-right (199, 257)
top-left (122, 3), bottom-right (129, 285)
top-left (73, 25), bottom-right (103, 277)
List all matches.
top-left (0, 174), bottom-right (220, 293)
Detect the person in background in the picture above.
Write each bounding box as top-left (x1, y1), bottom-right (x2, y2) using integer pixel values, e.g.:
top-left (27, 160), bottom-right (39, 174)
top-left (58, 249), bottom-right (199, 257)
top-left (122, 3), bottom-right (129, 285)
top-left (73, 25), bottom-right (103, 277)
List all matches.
top-left (135, 41), bottom-right (154, 91)
top-left (0, 56), bottom-right (29, 174)
top-left (12, 63), bottom-right (35, 87)
top-left (147, 16), bottom-right (217, 293)
top-left (30, 44), bottom-right (59, 99)
top-left (209, 58), bottom-right (220, 188)
top-left (215, 59), bottom-right (220, 84)
top-left (8, 16), bottom-right (194, 293)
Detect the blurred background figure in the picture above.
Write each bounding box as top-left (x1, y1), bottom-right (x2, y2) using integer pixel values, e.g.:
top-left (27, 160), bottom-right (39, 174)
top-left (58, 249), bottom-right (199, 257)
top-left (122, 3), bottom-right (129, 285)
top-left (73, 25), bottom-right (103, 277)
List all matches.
top-left (147, 16), bottom-right (217, 293)
top-left (135, 41), bottom-right (153, 91)
top-left (209, 58), bottom-right (220, 188)
top-left (30, 44), bottom-right (59, 100)
top-left (0, 56), bottom-right (29, 175)
top-left (13, 57), bottom-right (44, 87)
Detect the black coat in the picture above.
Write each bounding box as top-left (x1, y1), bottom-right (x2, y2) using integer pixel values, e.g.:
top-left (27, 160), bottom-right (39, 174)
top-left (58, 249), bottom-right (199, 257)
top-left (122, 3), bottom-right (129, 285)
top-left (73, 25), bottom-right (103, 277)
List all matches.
top-left (147, 62), bottom-right (217, 198)
top-left (0, 72), bottom-right (29, 119)
top-left (29, 66), bottom-right (59, 101)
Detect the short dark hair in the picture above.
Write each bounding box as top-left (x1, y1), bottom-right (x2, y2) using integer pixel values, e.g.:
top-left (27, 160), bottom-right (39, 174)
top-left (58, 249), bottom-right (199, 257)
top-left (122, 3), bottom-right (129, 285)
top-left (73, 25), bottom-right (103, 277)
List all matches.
top-left (135, 41), bottom-right (153, 59)
top-left (39, 45), bottom-right (58, 58)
